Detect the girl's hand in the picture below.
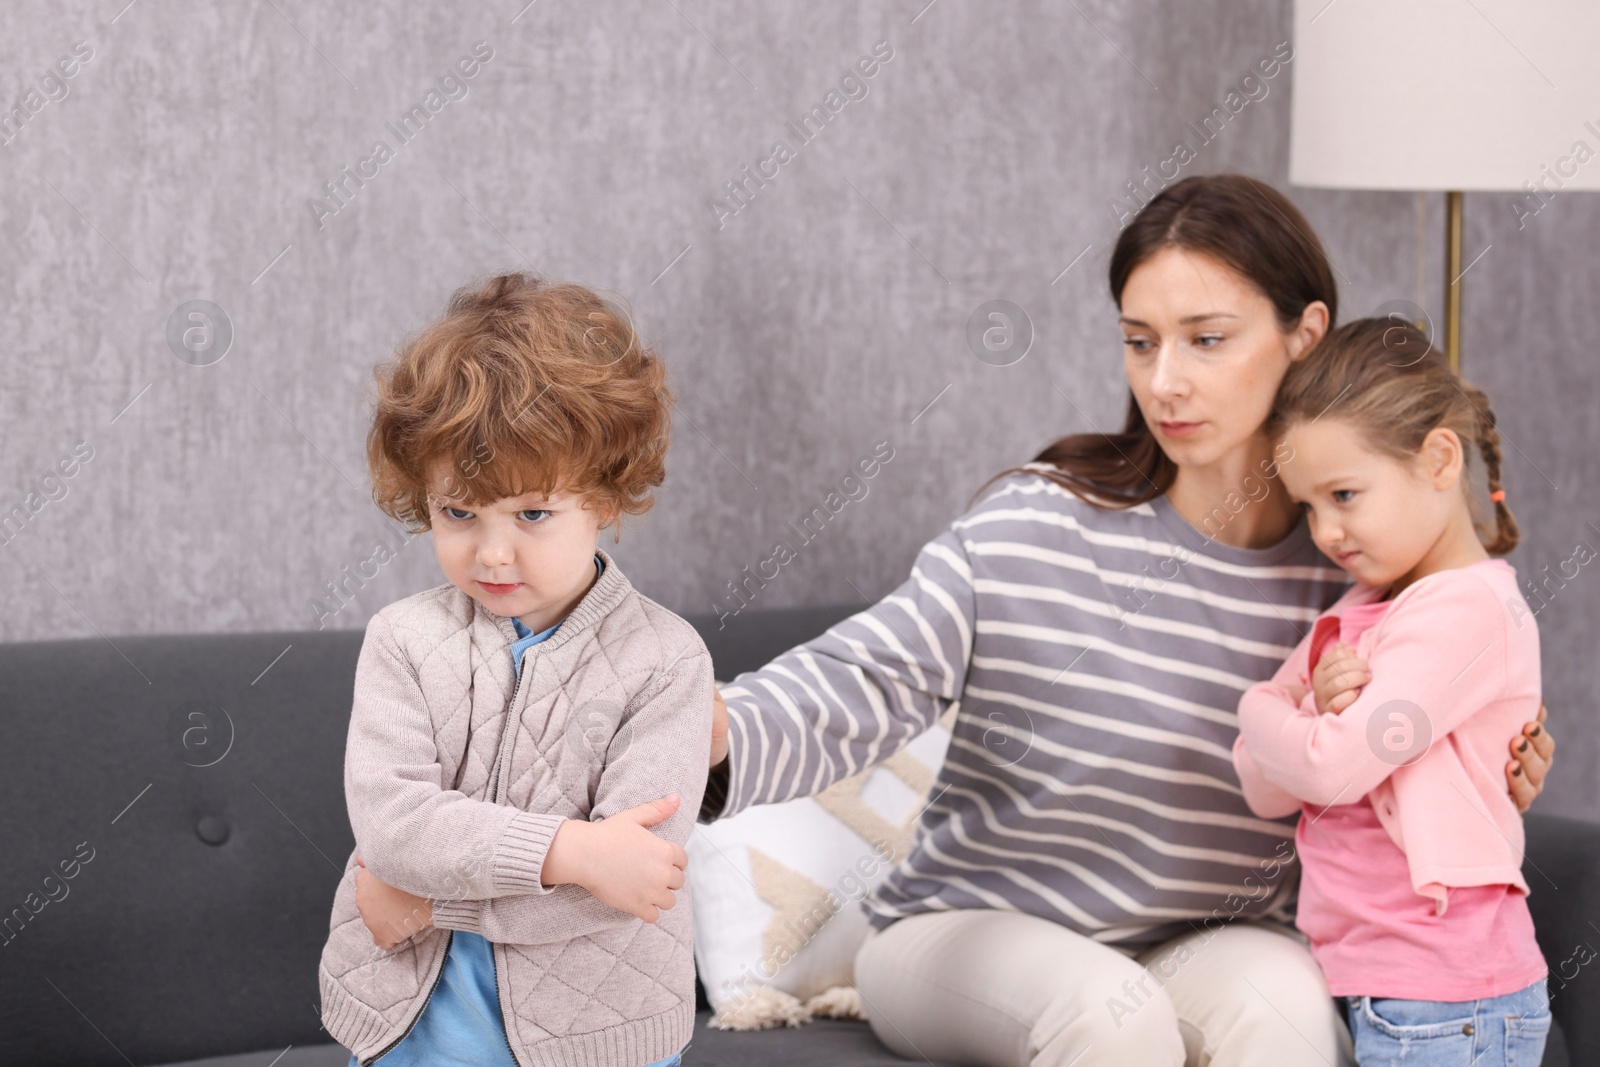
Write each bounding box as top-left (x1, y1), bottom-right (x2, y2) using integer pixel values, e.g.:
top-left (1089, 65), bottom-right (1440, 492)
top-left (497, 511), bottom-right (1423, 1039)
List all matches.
top-left (1507, 702), bottom-right (1555, 813)
top-left (710, 687), bottom-right (729, 768)
top-left (353, 854), bottom-right (434, 949)
top-left (562, 796), bottom-right (688, 923)
top-left (1312, 642), bottom-right (1369, 715)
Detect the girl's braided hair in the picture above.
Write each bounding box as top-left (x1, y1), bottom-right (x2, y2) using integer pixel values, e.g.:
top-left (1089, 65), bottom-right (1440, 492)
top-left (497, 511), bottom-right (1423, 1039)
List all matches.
top-left (1267, 316), bottom-right (1518, 555)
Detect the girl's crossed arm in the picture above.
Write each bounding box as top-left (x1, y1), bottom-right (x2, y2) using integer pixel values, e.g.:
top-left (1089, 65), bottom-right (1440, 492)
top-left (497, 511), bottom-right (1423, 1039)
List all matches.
top-left (1235, 576), bottom-right (1518, 808)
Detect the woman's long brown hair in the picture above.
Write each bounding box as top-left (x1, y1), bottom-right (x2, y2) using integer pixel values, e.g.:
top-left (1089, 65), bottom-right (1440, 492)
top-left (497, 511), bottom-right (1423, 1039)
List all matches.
top-left (970, 174), bottom-right (1340, 510)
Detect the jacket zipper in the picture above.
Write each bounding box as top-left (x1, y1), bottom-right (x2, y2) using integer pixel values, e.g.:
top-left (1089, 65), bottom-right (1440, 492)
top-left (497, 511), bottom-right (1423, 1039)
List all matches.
top-left (360, 929), bottom-right (453, 1066)
top-left (364, 629), bottom-right (538, 1066)
top-left (493, 941), bottom-right (523, 1066)
top-left (489, 634), bottom-right (535, 803)
top-left (487, 628), bottom-right (540, 1066)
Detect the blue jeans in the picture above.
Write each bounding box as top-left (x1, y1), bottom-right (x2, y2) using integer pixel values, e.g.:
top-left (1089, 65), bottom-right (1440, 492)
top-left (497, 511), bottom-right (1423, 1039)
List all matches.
top-left (1342, 978), bottom-right (1550, 1066)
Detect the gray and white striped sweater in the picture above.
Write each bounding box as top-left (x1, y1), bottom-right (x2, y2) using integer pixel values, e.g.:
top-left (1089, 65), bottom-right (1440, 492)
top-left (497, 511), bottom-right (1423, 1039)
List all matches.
top-left (701, 465), bottom-right (1353, 946)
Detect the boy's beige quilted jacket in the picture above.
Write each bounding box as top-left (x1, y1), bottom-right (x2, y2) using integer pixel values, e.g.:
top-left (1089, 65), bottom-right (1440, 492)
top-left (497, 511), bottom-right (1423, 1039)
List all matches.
top-left (318, 546), bottom-right (714, 1066)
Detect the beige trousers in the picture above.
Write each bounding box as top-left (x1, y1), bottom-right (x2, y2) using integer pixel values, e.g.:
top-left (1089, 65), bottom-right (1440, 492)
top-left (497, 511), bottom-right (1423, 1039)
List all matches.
top-left (853, 909), bottom-right (1355, 1067)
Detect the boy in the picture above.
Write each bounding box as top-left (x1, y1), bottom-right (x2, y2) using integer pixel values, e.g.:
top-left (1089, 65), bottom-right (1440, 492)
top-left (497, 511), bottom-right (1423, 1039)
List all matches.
top-left (319, 273), bottom-right (713, 1067)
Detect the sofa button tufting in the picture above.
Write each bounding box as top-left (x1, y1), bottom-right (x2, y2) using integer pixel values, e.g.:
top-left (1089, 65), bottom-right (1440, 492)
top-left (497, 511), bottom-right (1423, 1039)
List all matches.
top-left (196, 815), bottom-right (230, 846)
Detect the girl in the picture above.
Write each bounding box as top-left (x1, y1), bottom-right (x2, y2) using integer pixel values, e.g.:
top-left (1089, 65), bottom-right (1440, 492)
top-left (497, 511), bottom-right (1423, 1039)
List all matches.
top-left (695, 174), bottom-right (1554, 1067)
top-left (1233, 317), bottom-right (1550, 1065)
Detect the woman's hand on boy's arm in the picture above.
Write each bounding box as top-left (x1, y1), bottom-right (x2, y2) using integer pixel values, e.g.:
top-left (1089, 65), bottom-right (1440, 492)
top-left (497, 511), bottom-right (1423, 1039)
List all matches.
top-left (710, 686), bottom-right (728, 768)
top-left (1508, 702), bottom-right (1554, 813)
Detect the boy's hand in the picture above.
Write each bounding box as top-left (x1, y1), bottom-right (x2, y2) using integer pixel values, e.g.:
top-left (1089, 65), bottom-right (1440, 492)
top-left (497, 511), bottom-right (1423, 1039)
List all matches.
top-left (710, 687), bottom-right (728, 768)
top-left (353, 854), bottom-right (434, 949)
top-left (1312, 642), bottom-right (1369, 715)
top-left (550, 796), bottom-right (688, 924)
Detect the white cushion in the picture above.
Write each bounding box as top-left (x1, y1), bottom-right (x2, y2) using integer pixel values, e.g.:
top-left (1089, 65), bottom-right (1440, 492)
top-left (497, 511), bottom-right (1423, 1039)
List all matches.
top-left (687, 701), bottom-right (957, 1022)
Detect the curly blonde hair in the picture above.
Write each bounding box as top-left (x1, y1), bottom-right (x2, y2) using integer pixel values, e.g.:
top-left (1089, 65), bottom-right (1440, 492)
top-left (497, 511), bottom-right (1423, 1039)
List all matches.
top-left (367, 272), bottom-right (671, 541)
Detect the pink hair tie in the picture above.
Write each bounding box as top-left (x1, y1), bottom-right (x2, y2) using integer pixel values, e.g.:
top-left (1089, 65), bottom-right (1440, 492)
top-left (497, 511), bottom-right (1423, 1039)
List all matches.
top-left (1490, 489), bottom-right (1506, 502)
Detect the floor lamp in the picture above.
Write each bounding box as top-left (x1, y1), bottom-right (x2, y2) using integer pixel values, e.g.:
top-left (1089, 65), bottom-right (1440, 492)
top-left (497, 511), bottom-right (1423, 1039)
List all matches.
top-left (1286, 0), bottom-right (1600, 372)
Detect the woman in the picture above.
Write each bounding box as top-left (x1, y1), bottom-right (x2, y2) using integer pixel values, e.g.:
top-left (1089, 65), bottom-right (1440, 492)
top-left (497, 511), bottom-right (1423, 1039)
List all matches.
top-left (696, 174), bottom-right (1554, 1066)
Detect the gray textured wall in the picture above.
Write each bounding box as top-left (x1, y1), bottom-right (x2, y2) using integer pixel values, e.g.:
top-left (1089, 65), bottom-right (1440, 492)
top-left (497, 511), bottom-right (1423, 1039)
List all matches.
top-left (3, 1), bottom-right (1595, 819)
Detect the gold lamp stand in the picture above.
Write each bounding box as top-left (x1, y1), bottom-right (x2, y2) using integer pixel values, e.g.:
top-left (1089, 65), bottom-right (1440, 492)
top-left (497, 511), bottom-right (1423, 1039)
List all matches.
top-left (1443, 190), bottom-right (1463, 374)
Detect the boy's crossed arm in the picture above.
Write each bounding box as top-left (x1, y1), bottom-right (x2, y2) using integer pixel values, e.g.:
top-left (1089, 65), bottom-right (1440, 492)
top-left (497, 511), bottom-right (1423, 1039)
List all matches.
top-left (348, 613), bottom-right (714, 948)
top-left (428, 646), bottom-right (714, 945)
top-left (347, 613), bottom-right (566, 902)
top-left (354, 793), bottom-right (685, 949)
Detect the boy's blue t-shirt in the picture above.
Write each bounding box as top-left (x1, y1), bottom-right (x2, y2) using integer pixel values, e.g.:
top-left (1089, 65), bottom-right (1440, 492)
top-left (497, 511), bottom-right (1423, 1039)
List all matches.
top-left (352, 555), bottom-right (680, 1067)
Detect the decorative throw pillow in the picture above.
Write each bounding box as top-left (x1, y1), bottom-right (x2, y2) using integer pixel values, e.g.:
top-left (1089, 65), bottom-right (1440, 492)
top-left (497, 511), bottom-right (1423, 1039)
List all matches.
top-left (686, 701), bottom-right (959, 1029)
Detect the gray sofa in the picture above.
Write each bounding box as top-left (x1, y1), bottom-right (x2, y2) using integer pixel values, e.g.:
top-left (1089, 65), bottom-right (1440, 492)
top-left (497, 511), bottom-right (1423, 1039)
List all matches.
top-left (0, 602), bottom-right (1588, 1066)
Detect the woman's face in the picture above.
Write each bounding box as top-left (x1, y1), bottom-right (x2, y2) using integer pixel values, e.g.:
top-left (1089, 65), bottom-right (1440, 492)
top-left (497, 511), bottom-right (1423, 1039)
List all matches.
top-left (1119, 246), bottom-right (1326, 471)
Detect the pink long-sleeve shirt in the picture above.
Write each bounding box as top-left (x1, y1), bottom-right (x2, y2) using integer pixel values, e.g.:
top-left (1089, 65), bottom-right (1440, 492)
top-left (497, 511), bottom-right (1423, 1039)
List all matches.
top-left (1232, 558), bottom-right (1547, 999)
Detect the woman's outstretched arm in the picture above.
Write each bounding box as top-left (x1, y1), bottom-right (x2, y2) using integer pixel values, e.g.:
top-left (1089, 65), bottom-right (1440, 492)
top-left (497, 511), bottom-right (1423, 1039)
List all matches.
top-left (700, 524), bottom-right (976, 823)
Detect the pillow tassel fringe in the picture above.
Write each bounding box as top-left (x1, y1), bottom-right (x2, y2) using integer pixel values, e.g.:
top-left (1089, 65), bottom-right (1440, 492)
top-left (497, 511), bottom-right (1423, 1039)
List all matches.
top-left (709, 986), bottom-right (812, 1030)
top-left (806, 984), bottom-right (867, 1020)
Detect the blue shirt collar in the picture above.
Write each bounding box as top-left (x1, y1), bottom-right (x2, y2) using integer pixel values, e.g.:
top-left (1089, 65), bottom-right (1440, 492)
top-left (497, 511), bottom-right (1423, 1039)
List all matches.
top-left (509, 553), bottom-right (604, 670)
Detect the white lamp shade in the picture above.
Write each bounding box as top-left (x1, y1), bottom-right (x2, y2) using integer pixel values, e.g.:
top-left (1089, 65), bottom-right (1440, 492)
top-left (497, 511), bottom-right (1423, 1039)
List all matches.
top-left (1290, 0), bottom-right (1600, 191)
